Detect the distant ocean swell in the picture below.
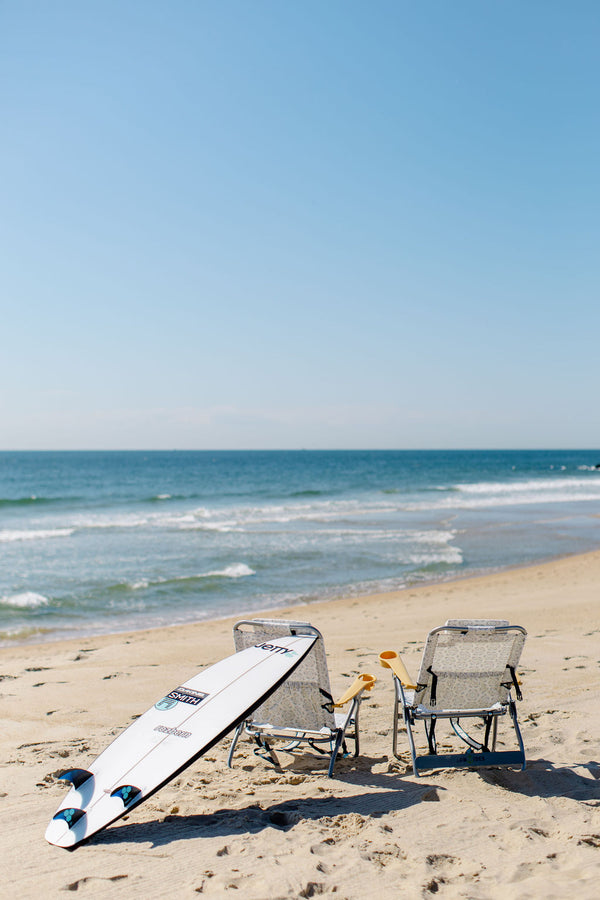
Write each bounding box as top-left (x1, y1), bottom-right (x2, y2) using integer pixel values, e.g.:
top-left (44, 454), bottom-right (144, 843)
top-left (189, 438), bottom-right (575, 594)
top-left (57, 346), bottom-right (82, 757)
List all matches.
top-left (3, 474), bottom-right (600, 543)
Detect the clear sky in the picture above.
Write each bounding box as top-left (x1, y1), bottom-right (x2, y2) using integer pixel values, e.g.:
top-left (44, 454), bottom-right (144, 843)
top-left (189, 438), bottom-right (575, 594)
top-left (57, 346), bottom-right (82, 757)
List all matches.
top-left (1, 1), bottom-right (598, 450)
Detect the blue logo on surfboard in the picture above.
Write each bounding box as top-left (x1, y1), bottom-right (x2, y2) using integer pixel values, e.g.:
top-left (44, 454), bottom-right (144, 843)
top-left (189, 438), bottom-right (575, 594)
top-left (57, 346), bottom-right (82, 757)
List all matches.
top-left (155, 697), bottom-right (178, 711)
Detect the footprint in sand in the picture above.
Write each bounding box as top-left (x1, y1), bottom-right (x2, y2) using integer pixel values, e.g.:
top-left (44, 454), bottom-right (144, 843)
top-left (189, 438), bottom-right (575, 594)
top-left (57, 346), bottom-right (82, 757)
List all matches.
top-left (578, 834), bottom-right (600, 848)
top-left (299, 883), bottom-right (327, 898)
top-left (63, 875), bottom-right (128, 891)
top-left (310, 838), bottom-right (337, 855)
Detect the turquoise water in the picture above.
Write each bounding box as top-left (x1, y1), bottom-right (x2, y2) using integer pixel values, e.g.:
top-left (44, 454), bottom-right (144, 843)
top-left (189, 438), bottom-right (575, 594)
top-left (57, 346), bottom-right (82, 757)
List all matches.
top-left (1, 450), bottom-right (599, 645)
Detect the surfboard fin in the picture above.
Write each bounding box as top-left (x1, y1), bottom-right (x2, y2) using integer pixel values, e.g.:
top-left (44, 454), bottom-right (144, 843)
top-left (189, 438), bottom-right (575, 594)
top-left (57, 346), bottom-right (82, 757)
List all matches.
top-left (52, 807), bottom-right (86, 829)
top-left (57, 768), bottom-right (93, 789)
top-left (110, 784), bottom-right (142, 806)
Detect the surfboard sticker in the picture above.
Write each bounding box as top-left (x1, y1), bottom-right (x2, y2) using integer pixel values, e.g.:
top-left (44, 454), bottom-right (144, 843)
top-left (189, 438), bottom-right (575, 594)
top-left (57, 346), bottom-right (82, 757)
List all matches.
top-left (45, 633), bottom-right (317, 849)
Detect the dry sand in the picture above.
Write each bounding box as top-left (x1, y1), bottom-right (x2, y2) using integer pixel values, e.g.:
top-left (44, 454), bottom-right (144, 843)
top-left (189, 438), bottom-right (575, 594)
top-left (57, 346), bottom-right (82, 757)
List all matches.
top-left (2, 550), bottom-right (600, 898)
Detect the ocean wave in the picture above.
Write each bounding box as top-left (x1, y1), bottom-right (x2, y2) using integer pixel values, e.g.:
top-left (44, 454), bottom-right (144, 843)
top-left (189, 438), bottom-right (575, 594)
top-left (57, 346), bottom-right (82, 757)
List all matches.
top-left (409, 529), bottom-right (457, 545)
top-left (142, 493), bottom-right (190, 503)
top-left (455, 476), bottom-right (600, 494)
top-left (123, 563), bottom-right (256, 591)
top-left (0, 528), bottom-right (74, 543)
top-left (407, 547), bottom-right (463, 566)
top-left (0, 591), bottom-right (49, 609)
top-left (290, 490), bottom-right (324, 498)
top-left (294, 527), bottom-right (458, 549)
top-left (0, 625), bottom-right (53, 643)
top-left (0, 494), bottom-right (83, 508)
top-left (404, 475), bottom-right (600, 511)
top-left (407, 489), bottom-right (600, 511)
top-left (0, 496), bottom-right (50, 508)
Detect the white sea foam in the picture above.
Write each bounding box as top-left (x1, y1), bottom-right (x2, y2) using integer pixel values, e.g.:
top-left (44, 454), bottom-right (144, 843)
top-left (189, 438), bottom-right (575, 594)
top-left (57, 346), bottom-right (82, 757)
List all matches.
top-left (407, 547), bottom-right (463, 566)
top-left (207, 563), bottom-right (255, 578)
top-left (73, 514), bottom-right (151, 529)
top-left (455, 477), bottom-right (599, 494)
top-left (129, 563), bottom-right (255, 589)
top-left (175, 498), bottom-right (399, 533)
top-left (408, 529), bottom-right (456, 545)
top-left (0, 528), bottom-right (74, 543)
top-left (407, 476), bottom-right (600, 511)
top-left (0, 591), bottom-right (49, 608)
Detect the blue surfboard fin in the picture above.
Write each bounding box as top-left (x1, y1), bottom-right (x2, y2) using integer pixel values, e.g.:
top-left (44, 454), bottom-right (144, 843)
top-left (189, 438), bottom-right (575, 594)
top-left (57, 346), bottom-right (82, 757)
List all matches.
top-left (58, 768), bottom-right (93, 789)
top-left (110, 784), bottom-right (142, 806)
top-left (53, 807), bottom-right (86, 829)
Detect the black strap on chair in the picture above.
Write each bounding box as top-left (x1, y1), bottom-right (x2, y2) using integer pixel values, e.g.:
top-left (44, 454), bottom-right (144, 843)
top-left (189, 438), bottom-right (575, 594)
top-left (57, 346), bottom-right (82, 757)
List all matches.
top-left (320, 688), bottom-right (335, 714)
top-left (427, 666), bottom-right (438, 706)
top-left (509, 666), bottom-right (523, 701)
top-left (502, 666), bottom-right (523, 701)
top-left (426, 716), bottom-right (437, 754)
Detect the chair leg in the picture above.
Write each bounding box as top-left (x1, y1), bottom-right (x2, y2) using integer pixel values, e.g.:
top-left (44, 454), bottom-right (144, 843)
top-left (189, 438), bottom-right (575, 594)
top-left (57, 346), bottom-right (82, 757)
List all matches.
top-left (350, 697), bottom-right (360, 757)
top-left (509, 700), bottom-right (526, 770)
top-left (328, 729), bottom-right (345, 777)
top-left (392, 678), bottom-right (402, 760)
top-left (227, 722), bottom-right (244, 768)
top-left (483, 715), bottom-right (493, 752)
top-left (404, 713), bottom-right (420, 776)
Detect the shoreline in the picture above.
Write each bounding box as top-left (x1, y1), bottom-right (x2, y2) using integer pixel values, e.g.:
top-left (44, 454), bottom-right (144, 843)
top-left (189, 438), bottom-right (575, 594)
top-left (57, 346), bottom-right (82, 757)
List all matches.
top-left (4, 544), bottom-right (599, 652)
top-left (3, 549), bottom-right (600, 897)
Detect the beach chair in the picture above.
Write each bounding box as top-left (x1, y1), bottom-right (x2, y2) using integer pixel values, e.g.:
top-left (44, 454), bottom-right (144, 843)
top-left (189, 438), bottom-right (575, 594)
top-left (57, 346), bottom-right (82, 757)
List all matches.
top-left (379, 619), bottom-right (527, 775)
top-left (227, 618), bottom-right (376, 777)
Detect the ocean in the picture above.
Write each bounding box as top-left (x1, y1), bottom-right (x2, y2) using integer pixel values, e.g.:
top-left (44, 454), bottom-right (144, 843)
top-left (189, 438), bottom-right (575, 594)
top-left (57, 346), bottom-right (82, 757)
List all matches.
top-left (1, 450), bottom-right (599, 646)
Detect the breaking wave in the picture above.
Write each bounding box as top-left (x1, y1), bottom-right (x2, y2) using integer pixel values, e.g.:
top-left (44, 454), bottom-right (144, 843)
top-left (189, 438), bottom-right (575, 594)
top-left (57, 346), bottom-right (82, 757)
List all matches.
top-left (0, 528), bottom-right (74, 543)
top-left (0, 591), bottom-right (49, 609)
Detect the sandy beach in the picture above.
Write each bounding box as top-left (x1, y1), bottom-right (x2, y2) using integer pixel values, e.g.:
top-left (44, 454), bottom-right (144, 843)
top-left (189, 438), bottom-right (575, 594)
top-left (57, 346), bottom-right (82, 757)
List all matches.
top-left (2, 550), bottom-right (600, 899)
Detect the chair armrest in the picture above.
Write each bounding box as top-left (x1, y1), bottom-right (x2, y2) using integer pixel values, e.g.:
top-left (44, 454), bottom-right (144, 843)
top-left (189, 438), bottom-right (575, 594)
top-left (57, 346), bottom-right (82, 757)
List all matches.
top-left (378, 651), bottom-right (417, 689)
top-left (333, 673), bottom-right (376, 708)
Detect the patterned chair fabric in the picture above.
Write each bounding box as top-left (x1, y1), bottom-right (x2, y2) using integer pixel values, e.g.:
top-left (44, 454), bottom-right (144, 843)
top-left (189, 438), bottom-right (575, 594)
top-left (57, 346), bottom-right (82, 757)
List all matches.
top-left (411, 622), bottom-right (526, 712)
top-left (232, 620), bottom-right (335, 732)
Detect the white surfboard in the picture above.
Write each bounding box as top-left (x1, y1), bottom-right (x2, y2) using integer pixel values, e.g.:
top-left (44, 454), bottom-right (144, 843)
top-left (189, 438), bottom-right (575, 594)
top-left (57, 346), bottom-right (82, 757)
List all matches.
top-left (45, 633), bottom-right (317, 849)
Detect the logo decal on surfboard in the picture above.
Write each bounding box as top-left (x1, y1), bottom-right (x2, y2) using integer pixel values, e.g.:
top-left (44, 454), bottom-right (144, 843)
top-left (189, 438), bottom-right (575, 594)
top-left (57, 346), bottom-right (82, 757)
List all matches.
top-left (255, 642), bottom-right (298, 657)
top-left (155, 697), bottom-right (178, 710)
top-left (155, 687), bottom-right (208, 710)
top-left (154, 725), bottom-right (192, 739)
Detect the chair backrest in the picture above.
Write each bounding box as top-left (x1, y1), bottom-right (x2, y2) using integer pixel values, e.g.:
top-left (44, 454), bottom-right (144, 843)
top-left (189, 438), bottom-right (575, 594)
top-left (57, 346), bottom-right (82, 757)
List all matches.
top-left (233, 619), bottom-right (336, 730)
top-left (413, 620), bottom-right (526, 710)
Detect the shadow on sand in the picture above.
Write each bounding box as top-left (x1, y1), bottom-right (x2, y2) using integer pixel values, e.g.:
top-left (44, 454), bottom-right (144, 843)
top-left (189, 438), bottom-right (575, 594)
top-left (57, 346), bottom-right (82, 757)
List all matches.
top-left (91, 770), bottom-right (442, 849)
top-left (479, 757), bottom-right (600, 801)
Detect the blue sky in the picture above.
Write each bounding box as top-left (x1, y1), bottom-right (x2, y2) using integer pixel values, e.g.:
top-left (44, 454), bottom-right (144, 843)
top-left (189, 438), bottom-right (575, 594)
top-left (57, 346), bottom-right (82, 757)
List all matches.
top-left (1, 1), bottom-right (598, 449)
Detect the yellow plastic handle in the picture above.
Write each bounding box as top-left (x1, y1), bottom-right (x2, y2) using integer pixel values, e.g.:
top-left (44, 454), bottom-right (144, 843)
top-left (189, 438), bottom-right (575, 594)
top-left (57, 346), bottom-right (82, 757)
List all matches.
top-left (378, 651), bottom-right (417, 689)
top-left (334, 673), bottom-right (377, 707)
